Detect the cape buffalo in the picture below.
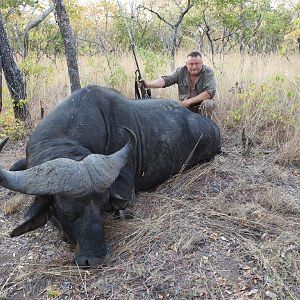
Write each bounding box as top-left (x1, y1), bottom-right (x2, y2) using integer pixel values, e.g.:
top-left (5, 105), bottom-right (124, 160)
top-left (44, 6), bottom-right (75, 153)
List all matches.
top-left (0, 85), bottom-right (221, 266)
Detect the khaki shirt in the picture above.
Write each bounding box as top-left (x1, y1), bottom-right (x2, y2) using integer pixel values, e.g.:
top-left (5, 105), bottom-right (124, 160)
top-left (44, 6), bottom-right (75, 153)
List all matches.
top-left (162, 65), bottom-right (216, 101)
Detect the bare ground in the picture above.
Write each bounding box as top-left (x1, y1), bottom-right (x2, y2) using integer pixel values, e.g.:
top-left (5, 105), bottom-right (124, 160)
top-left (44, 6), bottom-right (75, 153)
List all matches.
top-left (0, 137), bottom-right (299, 300)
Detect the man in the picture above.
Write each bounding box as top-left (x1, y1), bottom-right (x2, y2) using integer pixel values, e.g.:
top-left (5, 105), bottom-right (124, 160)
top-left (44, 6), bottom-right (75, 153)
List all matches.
top-left (141, 51), bottom-right (216, 117)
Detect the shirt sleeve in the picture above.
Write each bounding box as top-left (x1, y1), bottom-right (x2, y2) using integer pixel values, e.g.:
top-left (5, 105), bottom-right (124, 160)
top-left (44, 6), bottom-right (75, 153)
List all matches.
top-left (203, 68), bottom-right (216, 98)
top-left (162, 68), bottom-right (181, 88)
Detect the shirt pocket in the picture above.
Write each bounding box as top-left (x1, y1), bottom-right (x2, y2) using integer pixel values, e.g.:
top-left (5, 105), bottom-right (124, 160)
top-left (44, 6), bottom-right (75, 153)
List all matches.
top-left (178, 84), bottom-right (189, 100)
top-left (195, 80), bottom-right (204, 94)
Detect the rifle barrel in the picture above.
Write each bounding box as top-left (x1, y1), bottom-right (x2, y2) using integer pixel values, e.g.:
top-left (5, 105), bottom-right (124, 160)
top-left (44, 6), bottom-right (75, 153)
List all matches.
top-left (131, 44), bottom-right (142, 76)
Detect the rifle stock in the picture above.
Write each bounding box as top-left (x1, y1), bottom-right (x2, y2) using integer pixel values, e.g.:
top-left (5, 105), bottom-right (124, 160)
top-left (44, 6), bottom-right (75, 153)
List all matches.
top-left (135, 70), bottom-right (151, 99)
top-left (132, 45), bottom-right (151, 99)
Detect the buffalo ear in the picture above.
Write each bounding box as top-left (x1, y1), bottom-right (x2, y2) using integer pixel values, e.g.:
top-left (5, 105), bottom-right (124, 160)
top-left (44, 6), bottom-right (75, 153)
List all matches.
top-left (109, 166), bottom-right (136, 210)
top-left (10, 196), bottom-right (52, 237)
top-left (110, 196), bottom-right (129, 210)
top-left (9, 158), bottom-right (27, 171)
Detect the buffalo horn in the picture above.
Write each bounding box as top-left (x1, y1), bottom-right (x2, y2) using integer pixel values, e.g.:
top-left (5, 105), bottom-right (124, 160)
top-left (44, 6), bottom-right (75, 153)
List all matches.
top-left (0, 137), bottom-right (9, 151)
top-left (0, 142), bottom-right (131, 196)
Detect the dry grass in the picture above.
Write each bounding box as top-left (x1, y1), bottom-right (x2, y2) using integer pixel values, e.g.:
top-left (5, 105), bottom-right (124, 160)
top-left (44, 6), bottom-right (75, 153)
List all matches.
top-left (0, 142), bottom-right (299, 299)
top-left (0, 52), bottom-right (299, 299)
top-left (4, 51), bottom-right (299, 162)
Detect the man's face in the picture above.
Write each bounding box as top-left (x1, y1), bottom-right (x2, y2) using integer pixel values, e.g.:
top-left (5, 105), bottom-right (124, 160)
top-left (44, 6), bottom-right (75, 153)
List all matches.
top-left (186, 55), bottom-right (203, 76)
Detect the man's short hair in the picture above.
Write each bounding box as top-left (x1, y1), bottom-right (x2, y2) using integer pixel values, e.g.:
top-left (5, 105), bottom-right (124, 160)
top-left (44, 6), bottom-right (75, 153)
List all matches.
top-left (187, 51), bottom-right (202, 58)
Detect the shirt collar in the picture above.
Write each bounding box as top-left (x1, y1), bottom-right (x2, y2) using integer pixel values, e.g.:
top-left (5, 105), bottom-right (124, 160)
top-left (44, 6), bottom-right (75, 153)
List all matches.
top-left (187, 65), bottom-right (205, 83)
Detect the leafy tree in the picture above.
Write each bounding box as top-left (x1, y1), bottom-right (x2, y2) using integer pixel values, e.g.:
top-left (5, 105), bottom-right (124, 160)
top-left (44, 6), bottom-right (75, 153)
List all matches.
top-left (182, 0), bottom-right (297, 61)
top-left (1, 0), bottom-right (300, 77)
top-left (284, 2), bottom-right (300, 54)
top-left (24, 4), bottom-right (54, 59)
top-left (0, 0), bottom-right (36, 11)
top-left (256, 5), bottom-right (292, 53)
top-left (29, 22), bottom-right (64, 61)
top-left (79, 0), bottom-right (119, 54)
top-left (138, 0), bottom-right (193, 69)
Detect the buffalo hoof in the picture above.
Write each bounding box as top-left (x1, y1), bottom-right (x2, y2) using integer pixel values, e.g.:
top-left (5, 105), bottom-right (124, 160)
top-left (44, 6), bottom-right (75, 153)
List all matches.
top-left (75, 255), bottom-right (106, 268)
top-left (58, 231), bottom-right (69, 243)
top-left (117, 208), bottom-right (134, 219)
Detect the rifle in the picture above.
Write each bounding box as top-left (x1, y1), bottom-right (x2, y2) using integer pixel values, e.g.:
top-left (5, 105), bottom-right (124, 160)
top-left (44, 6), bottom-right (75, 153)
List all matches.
top-left (115, 1), bottom-right (150, 99)
top-left (132, 44), bottom-right (151, 99)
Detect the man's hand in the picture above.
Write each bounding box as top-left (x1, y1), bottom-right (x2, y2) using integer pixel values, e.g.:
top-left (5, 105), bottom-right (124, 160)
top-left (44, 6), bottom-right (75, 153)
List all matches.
top-left (182, 99), bottom-right (192, 107)
top-left (138, 78), bottom-right (165, 89)
top-left (138, 79), bottom-right (147, 89)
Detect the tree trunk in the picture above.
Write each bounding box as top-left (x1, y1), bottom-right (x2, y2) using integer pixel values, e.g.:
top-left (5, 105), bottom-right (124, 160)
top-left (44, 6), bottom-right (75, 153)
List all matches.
top-left (0, 55), bottom-right (2, 113)
top-left (170, 26), bottom-right (177, 70)
top-left (202, 10), bottom-right (215, 67)
top-left (140, 0), bottom-right (193, 71)
top-left (0, 12), bottom-right (29, 121)
top-left (52, 0), bottom-right (81, 93)
top-left (24, 5), bottom-right (54, 59)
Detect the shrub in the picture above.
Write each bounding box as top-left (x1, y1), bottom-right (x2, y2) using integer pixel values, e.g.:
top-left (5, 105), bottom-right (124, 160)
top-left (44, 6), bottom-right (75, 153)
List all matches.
top-left (103, 53), bottom-right (128, 88)
top-left (137, 49), bottom-right (169, 79)
top-left (225, 73), bottom-right (299, 151)
top-left (0, 106), bottom-right (26, 140)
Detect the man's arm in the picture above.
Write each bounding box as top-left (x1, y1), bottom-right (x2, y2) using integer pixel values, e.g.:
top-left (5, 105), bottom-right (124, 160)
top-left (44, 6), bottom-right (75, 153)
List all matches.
top-left (182, 91), bottom-right (211, 107)
top-left (142, 78), bottom-right (165, 88)
top-left (141, 68), bottom-right (181, 89)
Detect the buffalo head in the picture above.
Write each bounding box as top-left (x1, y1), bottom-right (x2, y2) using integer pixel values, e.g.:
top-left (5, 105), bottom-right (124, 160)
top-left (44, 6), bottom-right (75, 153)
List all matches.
top-left (0, 136), bottom-right (133, 266)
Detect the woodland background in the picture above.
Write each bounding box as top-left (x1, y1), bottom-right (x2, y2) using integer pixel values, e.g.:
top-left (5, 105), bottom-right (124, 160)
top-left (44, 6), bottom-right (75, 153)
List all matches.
top-left (0, 0), bottom-right (299, 162)
top-left (0, 0), bottom-right (299, 299)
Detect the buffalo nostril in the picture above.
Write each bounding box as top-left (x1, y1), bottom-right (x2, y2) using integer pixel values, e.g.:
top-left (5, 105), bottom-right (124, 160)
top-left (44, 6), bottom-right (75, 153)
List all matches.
top-left (75, 255), bottom-right (106, 268)
top-left (86, 257), bottom-right (106, 266)
top-left (75, 255), bottom-right (90, 268)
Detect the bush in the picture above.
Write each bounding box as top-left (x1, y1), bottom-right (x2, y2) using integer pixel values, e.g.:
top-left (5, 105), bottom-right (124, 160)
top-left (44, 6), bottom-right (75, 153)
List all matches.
top-left (225, 74), bottom-right (299, 150)
top-left (138, 49), bottom-right (169, 79)
top-left (104, 53), bottom-right (128, 88)
top-left (0, 107), bottom-right (26, 140)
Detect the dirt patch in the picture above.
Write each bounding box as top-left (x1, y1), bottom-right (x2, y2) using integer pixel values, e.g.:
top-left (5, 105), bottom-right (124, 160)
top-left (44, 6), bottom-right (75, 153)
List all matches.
top-left (0, 139), bottom-right (299, 299)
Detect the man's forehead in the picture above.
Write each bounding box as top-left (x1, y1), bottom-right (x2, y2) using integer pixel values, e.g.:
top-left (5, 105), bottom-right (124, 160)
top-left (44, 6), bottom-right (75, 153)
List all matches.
top-left (186, 56), bottom-right (202, 62)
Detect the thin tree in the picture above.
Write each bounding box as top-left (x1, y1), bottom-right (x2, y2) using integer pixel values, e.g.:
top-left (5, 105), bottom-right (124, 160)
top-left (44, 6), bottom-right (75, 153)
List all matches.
top-left (0, 54), bottom-right (2, 113)
top-left (52, 0), bottom-right (81, 93)
top-left (24, 4), bottom-right (54, 59)
top-left (0, 11), bottom-right (29, 121)
top-left (139, 0), bottom-right (193, 70)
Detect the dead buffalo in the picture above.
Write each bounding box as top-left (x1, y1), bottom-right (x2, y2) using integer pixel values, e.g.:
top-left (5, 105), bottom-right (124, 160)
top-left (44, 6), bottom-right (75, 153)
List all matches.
top-left (0, 85), bottom-right (221, 266)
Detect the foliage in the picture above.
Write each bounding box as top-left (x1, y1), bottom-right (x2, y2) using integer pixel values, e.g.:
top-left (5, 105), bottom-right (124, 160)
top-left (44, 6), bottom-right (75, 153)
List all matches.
top-left (19, 54), bottom-right (55, 84)
top-left (112, 9), bottom-right (164, 51)
top-left (64, 0), bottom-right (84, 20)
top-left (0, 0), bottom-right (36, 10)
top-left (2, 0), bottom-right (299, 58)
top-left (138, 49), bottom-right (169, 79)
top-left (77, 1), bottom-right (119, 54)
top-left (284, 16), bottom-right (300, 47)
top-left (256, 7), bottom-right (291, 52)
top-left (103, 53), bottom-right (128, 88)
top-left (0, 101), bottom-right (26, 140)
top-left (29, 23), bottom-right (64, 59)
top-left (183, 0), bottom-right (292, 54)
top-left (225, 74), bottom-right (299, 148)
